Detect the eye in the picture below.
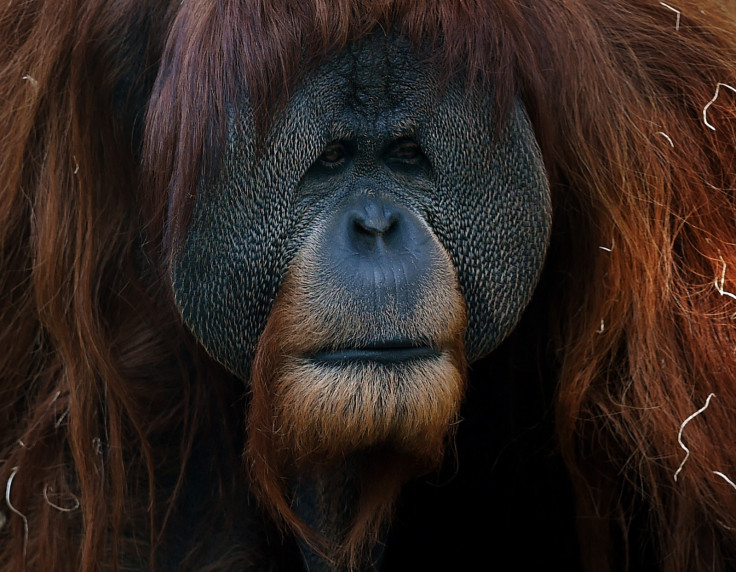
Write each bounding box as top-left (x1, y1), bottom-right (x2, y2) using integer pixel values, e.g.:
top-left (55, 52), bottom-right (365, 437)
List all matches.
top-left (387, 139), bottom-right (425, 165)
top-left (318, 142), bottom-right (348, 167)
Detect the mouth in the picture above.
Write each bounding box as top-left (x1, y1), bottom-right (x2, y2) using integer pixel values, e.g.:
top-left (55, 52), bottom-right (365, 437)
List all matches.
top-left (309, 340), bottom-right (440, 365)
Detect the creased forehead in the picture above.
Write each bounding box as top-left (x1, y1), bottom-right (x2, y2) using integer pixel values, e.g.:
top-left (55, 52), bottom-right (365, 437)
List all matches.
top-left (298, 34), bottom-right (440, 136)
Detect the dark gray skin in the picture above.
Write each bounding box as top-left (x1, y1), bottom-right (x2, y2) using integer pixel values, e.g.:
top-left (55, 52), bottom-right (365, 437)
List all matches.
top-left (171, 33), bottom-right (551, 571)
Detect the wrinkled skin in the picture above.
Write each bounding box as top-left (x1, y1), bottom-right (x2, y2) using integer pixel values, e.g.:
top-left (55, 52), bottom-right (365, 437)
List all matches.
top-left (171, 34), bottom-right (551, 571)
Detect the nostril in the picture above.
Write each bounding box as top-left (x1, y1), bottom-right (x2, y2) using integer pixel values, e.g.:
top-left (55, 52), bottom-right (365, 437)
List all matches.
top-left (353, 211), bottom-right (399, 237)
top-left (342, 197), bottom-right (421, 255)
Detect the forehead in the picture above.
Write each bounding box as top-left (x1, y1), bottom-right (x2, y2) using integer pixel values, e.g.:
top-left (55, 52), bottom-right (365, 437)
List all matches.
top-left (299, 34), bottom-right (439, 137)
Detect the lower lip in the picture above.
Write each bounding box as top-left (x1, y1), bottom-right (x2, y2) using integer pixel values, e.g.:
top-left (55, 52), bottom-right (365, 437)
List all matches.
top-left (310, 347), bottom-right (439, 365)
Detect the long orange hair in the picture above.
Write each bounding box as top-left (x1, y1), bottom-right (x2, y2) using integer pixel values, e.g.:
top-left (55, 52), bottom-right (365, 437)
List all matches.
top-left (1, 1), bottom-right (736, 570)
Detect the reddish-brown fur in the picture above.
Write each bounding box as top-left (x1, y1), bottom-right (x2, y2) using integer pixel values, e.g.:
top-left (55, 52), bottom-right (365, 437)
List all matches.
top-left (1, 1), bottom-right (736, 571)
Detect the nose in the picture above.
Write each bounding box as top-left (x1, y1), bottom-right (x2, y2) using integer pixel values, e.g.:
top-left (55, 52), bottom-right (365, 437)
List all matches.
top-left (346, 197), bottom-right (402, 254)
top-left (320, 195), bottom-right (442, 311)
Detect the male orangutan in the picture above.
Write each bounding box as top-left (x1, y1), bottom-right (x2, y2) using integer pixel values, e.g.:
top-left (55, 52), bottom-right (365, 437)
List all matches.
top-left (1, 1), bottom-right (736, 571)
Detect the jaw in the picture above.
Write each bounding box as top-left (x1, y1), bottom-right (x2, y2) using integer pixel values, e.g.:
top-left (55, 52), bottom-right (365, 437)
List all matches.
top-left (272, 355), bottom-right (465, 464)
top-left (245, 322), bottom-right (466, 569)
top-left (246, 351), bottom-right (467, 569)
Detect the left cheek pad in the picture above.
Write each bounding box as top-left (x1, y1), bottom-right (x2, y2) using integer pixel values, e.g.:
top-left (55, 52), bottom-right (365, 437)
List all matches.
top-left (170, 90), bottom-right (332, 380)
top-left (170, 124), bottom-right (292, 381)
top-left (422, 93), bottom-right (552, 363)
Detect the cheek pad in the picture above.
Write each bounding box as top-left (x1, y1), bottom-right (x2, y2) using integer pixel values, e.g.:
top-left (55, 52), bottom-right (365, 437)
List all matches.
top-left (421, 93), bottom-right (551, 362)
top-left (170, 83), bottom-right (340, 380)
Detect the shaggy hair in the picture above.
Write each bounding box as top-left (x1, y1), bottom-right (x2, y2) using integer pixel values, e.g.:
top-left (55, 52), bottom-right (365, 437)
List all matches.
top-left (1, 0), bottom-right (736, 570)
